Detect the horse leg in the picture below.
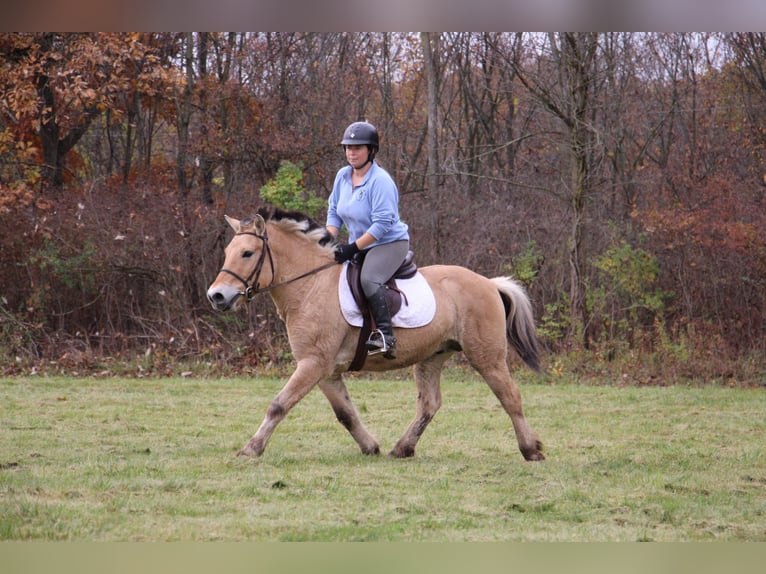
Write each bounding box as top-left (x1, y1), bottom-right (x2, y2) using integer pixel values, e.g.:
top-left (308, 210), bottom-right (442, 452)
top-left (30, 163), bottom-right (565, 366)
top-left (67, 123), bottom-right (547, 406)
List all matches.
top-left (473, 362), bottom-right (544, 461)
top-left (237, 358), bottom-right (325, 457)
top-left (318, 375), bottom-right (380, 455)
top-left (389, 353), bottom-right (450, 458)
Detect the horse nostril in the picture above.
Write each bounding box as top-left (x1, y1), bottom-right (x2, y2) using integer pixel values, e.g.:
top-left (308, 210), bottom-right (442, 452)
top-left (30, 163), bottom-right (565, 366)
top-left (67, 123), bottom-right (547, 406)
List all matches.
top-left (207, 290), bottom-right (226, 306)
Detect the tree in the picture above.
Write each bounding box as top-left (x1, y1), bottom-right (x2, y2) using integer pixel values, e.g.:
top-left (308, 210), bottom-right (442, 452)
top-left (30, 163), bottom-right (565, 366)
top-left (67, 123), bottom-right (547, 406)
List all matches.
top-left (0, 33), bottom-right (175, 190)
top-left (726, 33), bottom-right (766, 152)
top-left (510, 33), bottom-right (603, 346)
top-left (420, 32), bottom-right (443, 259)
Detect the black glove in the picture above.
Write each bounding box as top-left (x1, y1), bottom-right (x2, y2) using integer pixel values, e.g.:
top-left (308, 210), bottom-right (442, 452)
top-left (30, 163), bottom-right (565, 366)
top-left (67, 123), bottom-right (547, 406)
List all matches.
top-left (334, 242), bottom-right (359, 263)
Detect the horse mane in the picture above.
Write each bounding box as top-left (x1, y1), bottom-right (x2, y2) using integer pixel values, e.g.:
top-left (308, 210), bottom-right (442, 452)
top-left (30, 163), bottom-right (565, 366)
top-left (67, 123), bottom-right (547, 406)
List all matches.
top-left (256, 205), bottom-right (336, 251)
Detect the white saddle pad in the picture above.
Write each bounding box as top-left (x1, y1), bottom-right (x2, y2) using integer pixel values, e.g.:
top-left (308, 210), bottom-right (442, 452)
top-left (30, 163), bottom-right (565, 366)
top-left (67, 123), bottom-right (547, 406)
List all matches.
top-left (338, 263), bottom-right (436, 328)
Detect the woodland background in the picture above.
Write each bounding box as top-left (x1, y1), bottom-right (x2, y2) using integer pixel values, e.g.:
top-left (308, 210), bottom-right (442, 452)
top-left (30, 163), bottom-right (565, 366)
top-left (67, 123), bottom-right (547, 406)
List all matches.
top-left (0, 32), bottom-right (764, 383)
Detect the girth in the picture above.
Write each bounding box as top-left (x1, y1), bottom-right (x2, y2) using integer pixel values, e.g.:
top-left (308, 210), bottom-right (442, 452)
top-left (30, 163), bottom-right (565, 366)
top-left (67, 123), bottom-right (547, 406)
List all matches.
top-left (346, 250), bottom-right (417, 371)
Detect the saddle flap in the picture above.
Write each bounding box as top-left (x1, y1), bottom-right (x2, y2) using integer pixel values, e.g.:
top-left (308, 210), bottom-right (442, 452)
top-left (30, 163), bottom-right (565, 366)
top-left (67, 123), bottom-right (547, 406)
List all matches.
top-left (345, 249), bottom-right (418, 315)
top-left (346, 259), bottom-right (404, 318)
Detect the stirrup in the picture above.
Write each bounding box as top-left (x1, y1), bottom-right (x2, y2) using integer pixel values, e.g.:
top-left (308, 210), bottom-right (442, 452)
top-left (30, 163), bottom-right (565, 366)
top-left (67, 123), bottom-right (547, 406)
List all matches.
top-left (365, 329), bottom-right (396, 358)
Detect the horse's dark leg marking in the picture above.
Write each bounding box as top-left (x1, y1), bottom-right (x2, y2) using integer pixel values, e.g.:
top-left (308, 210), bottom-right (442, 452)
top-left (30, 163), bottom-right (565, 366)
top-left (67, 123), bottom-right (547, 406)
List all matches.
top-left (318, 376), bottom-right (380, 455)
top-left (238, 358), bottom-right (324, 457)
top-left (266, 401), bottom-right (284, 419)
top-left (389, 353), bottom-right (451, 458)
top-left (335, 408), bottom-right (354, 430)
top-left (391, 413), bottom-right (431, 458)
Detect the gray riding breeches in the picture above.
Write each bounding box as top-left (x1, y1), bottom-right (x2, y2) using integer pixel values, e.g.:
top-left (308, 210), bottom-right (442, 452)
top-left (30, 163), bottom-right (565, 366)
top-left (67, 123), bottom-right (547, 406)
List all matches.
top-left (360, 239), bottom-right (410, 298)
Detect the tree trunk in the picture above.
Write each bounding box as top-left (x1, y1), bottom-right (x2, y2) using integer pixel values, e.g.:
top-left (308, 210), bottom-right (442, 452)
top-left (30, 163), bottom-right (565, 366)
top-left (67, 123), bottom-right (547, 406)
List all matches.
top-left (420, 32), bottom-right (441, 259)
top-left (176, 33), bottom-right (194, 195)
top-left (197, 32), bottom-right (214, 205)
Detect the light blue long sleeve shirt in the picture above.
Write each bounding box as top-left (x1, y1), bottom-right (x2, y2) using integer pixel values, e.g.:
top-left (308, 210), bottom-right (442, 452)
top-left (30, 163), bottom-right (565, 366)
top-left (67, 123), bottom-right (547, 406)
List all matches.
top-left (326, 162), bottom-right (409, 246)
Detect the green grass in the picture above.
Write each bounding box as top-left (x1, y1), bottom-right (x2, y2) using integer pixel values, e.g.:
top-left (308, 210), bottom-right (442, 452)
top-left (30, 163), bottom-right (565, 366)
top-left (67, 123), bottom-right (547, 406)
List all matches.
top-left (1, 370), bottom-right (765, 541)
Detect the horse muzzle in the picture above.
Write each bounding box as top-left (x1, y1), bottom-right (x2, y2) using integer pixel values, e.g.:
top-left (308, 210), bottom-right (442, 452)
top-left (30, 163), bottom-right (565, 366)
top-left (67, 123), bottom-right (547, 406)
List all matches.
top-left (206, 282), bottom-right (242, 312)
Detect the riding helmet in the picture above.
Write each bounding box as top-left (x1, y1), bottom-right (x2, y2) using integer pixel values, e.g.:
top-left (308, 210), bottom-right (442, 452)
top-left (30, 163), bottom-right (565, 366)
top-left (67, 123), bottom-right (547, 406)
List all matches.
top-left (340, 121), bottom-right (379, 149)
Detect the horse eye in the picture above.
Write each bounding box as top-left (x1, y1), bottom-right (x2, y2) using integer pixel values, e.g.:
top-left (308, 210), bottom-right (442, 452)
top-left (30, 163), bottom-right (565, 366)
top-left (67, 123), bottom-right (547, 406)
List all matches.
top-left (242, 251), bottom-right (254, 258)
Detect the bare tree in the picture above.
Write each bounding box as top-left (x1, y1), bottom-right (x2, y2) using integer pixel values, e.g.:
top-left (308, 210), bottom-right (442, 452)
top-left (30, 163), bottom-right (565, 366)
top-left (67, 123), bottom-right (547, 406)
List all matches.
top-left (420, 32), bottom-right (443, 258)
top-left (510, 33), bottom-right (602, 346)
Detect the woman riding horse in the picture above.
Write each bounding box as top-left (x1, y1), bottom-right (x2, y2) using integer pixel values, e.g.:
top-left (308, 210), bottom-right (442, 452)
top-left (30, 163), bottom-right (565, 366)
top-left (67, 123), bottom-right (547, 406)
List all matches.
top-left (326, 121), bottom-right (408, 359)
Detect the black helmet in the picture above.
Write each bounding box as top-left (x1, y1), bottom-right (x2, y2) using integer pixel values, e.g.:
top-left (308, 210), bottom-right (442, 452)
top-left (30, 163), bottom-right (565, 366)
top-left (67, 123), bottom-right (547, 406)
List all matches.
top-left (340, 121), bottom-right (379, 149)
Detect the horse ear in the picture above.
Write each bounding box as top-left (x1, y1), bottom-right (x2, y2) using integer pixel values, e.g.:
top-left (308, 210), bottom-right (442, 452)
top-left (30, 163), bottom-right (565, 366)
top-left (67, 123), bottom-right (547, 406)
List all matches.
top-left (253, 214), bottom-right (266, 235)
top-left (224, 215), bottom-right (240, 232)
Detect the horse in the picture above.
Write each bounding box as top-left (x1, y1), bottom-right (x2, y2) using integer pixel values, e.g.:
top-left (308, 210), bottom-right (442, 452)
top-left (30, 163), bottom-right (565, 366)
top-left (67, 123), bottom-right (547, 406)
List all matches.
top-left (206, 206), bottom-right (545, 461)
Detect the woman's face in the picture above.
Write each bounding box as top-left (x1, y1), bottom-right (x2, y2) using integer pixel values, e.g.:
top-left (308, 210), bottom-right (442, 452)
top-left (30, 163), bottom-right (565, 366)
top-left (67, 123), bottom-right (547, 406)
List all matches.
top-left (345, 144), bottom-right (370, 169)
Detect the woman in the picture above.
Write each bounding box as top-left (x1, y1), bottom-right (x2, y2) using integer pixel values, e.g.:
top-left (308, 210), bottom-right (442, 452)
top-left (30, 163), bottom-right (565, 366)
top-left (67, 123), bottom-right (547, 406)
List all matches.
top-left (326, 121), bottom-right (409, 359)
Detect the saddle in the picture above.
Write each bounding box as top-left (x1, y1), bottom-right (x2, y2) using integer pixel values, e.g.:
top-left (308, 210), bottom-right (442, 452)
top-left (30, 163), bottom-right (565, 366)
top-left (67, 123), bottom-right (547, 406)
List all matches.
top-left (346, 250), bottom-right (418, 371)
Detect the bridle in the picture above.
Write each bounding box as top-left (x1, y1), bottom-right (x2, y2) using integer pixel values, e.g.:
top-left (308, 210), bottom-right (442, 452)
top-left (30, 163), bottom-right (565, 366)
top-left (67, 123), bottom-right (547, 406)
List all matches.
top-left (219, 227), bottom-right (336, 302)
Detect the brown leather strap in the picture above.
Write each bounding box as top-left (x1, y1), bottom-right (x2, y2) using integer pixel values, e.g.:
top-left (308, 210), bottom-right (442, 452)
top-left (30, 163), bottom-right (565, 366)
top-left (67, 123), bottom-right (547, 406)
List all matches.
top-left (344, 250), bottom-right (417, 371)
top-left (348, 317), bottom-right (372, 371)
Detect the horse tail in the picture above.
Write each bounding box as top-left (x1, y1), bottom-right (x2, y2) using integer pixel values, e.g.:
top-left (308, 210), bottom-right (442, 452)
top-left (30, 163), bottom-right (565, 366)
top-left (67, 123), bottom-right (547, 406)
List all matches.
top-left (491, 277), bottom-right (541, 373)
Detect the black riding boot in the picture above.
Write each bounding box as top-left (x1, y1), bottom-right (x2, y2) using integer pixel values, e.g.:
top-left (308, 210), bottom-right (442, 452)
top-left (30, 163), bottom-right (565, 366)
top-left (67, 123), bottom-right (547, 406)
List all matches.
top-left (365, 286), bottom-right (396, 359)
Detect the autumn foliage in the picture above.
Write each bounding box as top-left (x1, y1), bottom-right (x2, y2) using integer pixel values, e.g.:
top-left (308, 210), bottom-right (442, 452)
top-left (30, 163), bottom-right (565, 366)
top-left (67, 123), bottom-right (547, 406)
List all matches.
top-left (0, 32), bottom-right (764, 381)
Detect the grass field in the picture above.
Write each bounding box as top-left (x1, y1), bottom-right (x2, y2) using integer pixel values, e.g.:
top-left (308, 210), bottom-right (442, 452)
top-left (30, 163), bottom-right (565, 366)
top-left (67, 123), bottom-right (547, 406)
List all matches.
top-left (1, 369), bottom-right (765, 541)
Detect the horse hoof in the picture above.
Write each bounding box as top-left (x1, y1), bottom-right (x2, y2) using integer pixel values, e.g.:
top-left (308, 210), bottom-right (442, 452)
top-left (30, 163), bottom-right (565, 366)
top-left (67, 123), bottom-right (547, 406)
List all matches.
top-left (521, 439), bottom-right (545, 461)
top-left (236, 445), bottom-right (260, 457)
top-left (521, 448), bottom-right (545, 461)
top-left (388, 446), bottom-right (415, 458)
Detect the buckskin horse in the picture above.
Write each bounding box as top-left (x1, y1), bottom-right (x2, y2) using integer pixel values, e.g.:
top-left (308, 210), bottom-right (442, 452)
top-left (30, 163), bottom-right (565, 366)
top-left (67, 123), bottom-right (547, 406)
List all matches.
top-left (206, 206), bottom-right (544, 461)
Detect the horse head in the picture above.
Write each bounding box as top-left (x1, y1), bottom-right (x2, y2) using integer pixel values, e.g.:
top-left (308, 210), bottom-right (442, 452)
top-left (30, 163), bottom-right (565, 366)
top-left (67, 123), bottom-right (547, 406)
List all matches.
top-left (206, 214), bottom-right (272, 311)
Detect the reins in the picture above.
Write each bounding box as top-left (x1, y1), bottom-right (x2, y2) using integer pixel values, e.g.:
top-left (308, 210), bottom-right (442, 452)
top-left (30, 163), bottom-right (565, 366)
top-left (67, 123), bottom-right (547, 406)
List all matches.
top-left (220, 228), bottom-right (336, 301)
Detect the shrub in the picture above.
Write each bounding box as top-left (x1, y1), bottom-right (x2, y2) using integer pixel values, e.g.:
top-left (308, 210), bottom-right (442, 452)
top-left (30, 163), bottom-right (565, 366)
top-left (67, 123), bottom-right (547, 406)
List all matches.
top-left (259, 160), bottom-right (325, 218)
